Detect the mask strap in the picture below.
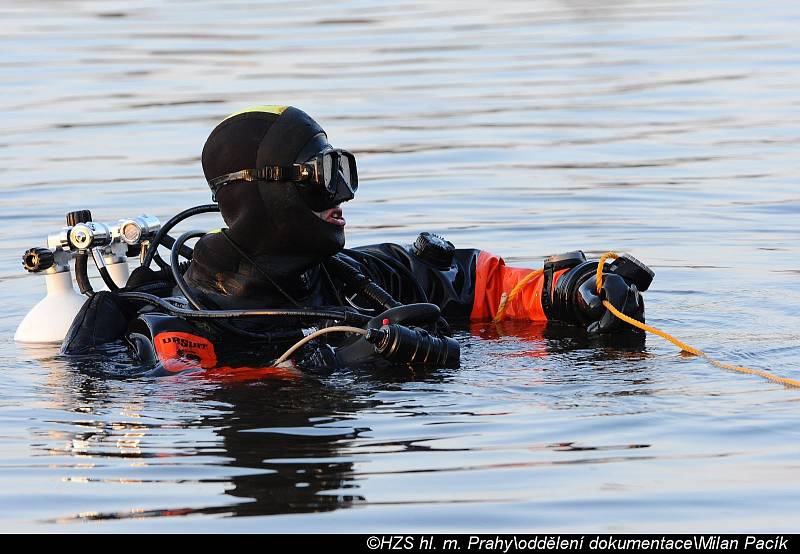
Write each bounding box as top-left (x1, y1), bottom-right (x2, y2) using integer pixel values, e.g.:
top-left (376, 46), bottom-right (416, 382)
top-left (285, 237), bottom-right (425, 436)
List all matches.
top-left (208, 165), bottom-right (309, 201)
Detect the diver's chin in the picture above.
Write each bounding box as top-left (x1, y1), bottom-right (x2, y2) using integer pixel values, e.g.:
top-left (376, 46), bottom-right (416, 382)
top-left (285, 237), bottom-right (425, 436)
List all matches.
top-left (314, 205), bottom-right (346, 227)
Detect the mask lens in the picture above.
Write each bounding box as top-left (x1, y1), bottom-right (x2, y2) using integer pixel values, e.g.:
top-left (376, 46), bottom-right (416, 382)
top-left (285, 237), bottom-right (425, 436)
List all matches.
top-left (339, 155), bottom-right (351, 187)
top-left (342, 152), bottom-right (358, 193)
top-left (322, 152), bottom-right (334, 191)
top-left (295, 148), bottom-right (358, 211)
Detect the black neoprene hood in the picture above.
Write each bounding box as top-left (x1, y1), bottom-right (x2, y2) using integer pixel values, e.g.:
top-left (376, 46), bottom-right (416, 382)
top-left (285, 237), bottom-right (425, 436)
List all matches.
top-left (202, 105), bottom-right (327, 186)
top-left (200, 105), bottom-right (344, 259)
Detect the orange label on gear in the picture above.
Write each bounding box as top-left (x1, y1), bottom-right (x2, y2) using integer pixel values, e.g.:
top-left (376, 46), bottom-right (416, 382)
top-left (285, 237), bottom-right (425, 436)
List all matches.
top-left (154, 332), bottom-right (218, 373)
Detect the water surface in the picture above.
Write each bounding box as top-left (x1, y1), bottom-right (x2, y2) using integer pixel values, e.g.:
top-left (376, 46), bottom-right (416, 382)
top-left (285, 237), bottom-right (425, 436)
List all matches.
top-left (1, 0), bottom-right (799, 532)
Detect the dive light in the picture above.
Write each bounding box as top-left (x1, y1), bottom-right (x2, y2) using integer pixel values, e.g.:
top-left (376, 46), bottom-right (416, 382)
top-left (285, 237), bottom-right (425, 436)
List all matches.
top-left (366, 323), bottom-right (460, 368)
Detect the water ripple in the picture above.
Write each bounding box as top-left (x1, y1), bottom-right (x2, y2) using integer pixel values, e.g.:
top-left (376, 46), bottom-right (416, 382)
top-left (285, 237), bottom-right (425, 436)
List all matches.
top-left (2, 0), bottom-right (800, 533)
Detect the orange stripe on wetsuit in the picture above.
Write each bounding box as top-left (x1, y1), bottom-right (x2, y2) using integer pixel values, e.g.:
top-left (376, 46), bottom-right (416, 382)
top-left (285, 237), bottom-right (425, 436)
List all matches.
top-left (470, 250), bottom-right (567, 322)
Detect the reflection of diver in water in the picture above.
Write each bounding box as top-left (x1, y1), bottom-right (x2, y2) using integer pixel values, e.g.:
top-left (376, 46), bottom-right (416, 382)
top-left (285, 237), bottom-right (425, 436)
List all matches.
top-left (475, 319), bottom-right (649, 355)
top-left (206, 379), bottom-right (372, 516)
top-left (36, 347), bottom-right (376, 519)
top-left (19, 104), bottom-right (654, 375)
top-left (207, 327), bottom-right (653, 518)
top-left (471, 318), bottom-right (652, 392)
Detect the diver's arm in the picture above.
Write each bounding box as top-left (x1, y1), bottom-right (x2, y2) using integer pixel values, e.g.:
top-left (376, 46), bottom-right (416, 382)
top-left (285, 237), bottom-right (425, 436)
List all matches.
top-left (347, 243), bottom-right (562, 322)
top-left (348, 241), bottom-right (652, 332)
top-left (343, 243), bottom-right (480, 319)
top-left (347, 243), bottom-right (564, 322)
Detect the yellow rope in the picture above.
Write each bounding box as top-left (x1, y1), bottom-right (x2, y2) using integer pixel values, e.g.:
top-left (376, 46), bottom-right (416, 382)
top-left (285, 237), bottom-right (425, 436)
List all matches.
top-left (596, 253), bottom-right (800, 388)
top-left (595, 251), bottom-right (620, 294)
top-left (493, 268), bottom-right (543, 322)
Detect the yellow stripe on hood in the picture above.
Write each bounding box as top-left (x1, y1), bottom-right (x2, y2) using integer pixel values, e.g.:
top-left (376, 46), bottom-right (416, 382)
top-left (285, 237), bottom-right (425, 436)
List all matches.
top-left (225, 105), bottom-right (288, 120)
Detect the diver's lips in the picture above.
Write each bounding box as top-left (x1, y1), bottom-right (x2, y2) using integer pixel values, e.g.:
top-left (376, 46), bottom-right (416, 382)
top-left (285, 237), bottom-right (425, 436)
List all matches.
top-left (318, 207), bottom-right (346, 227)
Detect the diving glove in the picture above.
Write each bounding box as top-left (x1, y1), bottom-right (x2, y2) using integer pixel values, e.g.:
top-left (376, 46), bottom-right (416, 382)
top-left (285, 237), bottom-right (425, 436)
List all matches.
top-left (550, 254), bottom-right (653, 335)
top-left (585, 273), bottom-right (645, 335)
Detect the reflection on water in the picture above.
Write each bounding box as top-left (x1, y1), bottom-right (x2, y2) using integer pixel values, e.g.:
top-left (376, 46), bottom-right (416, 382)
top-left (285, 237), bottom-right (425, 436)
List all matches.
top-left (49, 376), bottom-right (373, 522)
top-left (2, 0), bottom-right (800, 532)
top-left (28, 323), bottom-right (658, 525)
top-left (43, 322), bottom-right (657, 523)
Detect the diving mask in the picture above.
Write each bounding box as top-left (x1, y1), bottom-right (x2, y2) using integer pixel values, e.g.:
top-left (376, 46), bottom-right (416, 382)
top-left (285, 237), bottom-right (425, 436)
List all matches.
top-left (207, 147), bottom-right (358, 211)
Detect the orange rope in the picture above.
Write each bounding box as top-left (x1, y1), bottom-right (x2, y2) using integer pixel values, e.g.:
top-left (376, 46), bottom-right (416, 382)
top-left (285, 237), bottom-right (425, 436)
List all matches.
top-left (493, 269), bottom-right (543, 323)
top-left (596, 253), bottom-right (800, 388)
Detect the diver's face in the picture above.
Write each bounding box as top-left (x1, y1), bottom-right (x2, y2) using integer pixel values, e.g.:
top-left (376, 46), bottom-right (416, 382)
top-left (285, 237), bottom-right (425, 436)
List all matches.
top-left (313, 205), bottom-right (346, 228)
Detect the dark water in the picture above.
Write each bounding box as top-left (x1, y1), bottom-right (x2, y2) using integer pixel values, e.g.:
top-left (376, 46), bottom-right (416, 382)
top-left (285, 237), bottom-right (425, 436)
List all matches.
top-left (2, 0), bottom-right (800, 532)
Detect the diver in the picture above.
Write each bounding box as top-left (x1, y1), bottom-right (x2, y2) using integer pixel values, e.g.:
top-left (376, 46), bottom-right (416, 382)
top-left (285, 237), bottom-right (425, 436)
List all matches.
top-left (56, 105), bottom-right (654, 375)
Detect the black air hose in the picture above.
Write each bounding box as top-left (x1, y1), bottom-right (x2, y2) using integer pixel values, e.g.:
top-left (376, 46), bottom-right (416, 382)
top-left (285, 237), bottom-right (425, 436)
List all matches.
top-left (142, 204), bottom-right (220, 268)
top-left (324, 256), bottom-right (401, 311)
top-left (74, 252), bottom-right (94, 296)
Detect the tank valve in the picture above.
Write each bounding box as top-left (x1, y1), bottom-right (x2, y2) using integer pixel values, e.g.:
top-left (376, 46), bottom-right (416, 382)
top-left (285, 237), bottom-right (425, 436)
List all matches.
top-left (22, 247), bottom-right (55, 273)
top-left (69, 222), bottom-right (111, 250)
